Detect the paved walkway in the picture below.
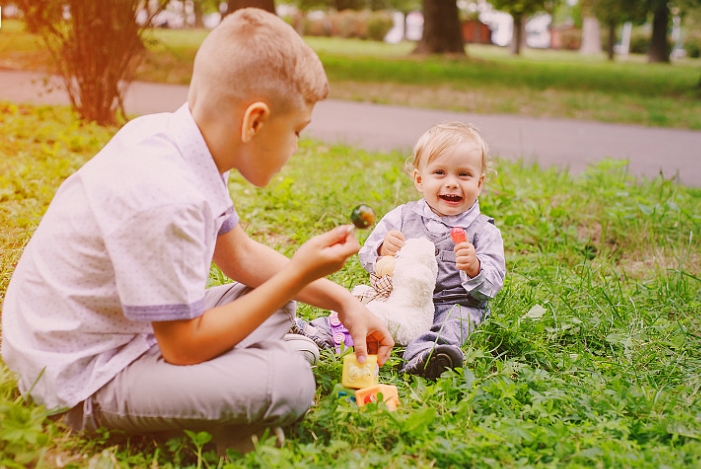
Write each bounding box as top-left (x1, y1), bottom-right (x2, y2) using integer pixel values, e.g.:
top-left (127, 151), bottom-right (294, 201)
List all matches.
top-left (2, 69), bottom-right (700, 187)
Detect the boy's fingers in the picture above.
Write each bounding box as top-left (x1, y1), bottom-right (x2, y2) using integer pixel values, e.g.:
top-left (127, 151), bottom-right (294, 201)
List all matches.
top-left (353, 338), bottom-right (368, 364)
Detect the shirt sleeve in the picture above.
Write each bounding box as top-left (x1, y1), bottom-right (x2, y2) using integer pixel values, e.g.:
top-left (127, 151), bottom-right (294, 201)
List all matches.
top-left (358, 206), bottom-right (404, 273)
top-left (105, 203), bottom-right (213, 322)
top-left (460, 222), bottom-right (506, 302)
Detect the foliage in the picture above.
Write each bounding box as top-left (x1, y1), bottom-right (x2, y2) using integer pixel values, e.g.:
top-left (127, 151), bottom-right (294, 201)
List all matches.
top-left (15, 0), bottom-right (167, 125)
top-left (2, 22), bottom-right (701, 128)
top-left (292, 9), bottom-right (392, 41)
top-left (488, 0), bottom-right (553, 55)
top-left (1, 102), bottom-right (701, 467)
top-left (684, 30), bottom-right (701, 58)
top-left (629, 28), bottom-right (652, 54)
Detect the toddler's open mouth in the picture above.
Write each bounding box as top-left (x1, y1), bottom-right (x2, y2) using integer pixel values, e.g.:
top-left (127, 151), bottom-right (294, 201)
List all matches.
top-left (440, 194), bottom-right (463, 203)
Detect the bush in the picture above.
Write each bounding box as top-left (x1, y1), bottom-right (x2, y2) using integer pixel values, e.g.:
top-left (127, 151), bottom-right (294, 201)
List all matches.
top-left (329, 9), bottom-right (368, 39)
top-left (303, 16), bottom-right (331, 37)
top-left (628, 29), bottom-right (650, 54)
top-left (559, 28), bottom-right (581, 50)
top-left (684, 30), bottom-right (701, 58)
top-left (366, 11), bottom-right (394, 41)
top-left (306, 10), bottom-right (393, 41)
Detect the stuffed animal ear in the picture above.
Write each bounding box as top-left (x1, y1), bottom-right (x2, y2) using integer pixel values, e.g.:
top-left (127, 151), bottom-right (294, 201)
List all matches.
top-left (375, 256), bottom-right (396, 277)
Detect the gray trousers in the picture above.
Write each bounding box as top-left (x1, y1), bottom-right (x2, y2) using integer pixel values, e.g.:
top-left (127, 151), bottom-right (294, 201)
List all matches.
top-left (403, 303), bottom-right (485, 362)
top-left (65, 283), bottom-right (315, 441)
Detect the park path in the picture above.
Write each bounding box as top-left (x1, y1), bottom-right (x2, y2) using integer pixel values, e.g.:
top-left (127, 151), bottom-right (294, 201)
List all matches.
top-left (2, 68), bottom-right (700, 187)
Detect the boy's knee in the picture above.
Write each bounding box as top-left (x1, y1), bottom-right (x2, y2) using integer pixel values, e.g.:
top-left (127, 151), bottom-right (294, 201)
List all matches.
top-left (264, 349), bottom-right (315, 426)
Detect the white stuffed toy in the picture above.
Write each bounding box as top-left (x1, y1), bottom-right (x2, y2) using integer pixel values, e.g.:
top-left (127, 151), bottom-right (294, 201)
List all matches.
top-left (353, 237), bottom-right (438, 345)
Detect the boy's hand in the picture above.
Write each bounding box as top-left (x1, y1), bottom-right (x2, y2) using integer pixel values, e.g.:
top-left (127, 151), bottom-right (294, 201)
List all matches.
top-left (290, 225), bottom-right (359, 283)
top-left (336, 300), bottom-right (394, 366)
top-left (454, 241), bottom-right (480, 278)
top-left (379, 230), bottom-right (405, 256)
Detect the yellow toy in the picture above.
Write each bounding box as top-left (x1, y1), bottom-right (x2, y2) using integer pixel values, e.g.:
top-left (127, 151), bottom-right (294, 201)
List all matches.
top-left (355, 384), bottom-right (400, 411)
top-left (342, 354), bottom-right (378, 389)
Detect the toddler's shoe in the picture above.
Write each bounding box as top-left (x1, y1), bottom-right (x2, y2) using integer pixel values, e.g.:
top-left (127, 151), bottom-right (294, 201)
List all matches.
top-left (402, 344), bottom-right (464, 380)
top-left (288, 317), bottom-right (334, 350)
top-left (284, 334), bottom-right (320, 366)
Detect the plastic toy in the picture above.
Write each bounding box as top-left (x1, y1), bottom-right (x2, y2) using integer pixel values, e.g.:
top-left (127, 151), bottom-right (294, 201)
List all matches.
top-left (350, 204), bottom-right (376, 229)
top-left (342, 354), bottom-right (378, 389)
top-left (355, 384), bottom-right (400, 411)
top-left (450, 226), bottom-right (467, 244)
top-left (352, 237), bottom-right (438, 345)
top-left (332, 383), bottom-right (357, 404)
top-left (329, 311), bottom-right (353, 352)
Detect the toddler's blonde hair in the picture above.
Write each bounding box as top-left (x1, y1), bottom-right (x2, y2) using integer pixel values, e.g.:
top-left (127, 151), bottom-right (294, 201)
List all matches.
top-left (406, 122), bottom-right (493, 180)
top-left (189, 8), bottom-right (328, 115)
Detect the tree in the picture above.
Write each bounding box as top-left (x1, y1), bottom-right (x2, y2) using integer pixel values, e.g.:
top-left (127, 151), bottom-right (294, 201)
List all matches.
top-left (18, 0), bottom-right (167, 126)
top-left (490, 0), bottom-right (551, 55)
top-left (590, 0), bottom-right (645, 60)
top-left (414, 0), bottom-right (464, 55)
top-left (647, 0), bottom-right (670, 62)
top-left (645, 0), bottom-right (701, 63)
top-left (226, 0), bottom-right (276, 15)
top-left (579, 0), bottom-right (601, 55)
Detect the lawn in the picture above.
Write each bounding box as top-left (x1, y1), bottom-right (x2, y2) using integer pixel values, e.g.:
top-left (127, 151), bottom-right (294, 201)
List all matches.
top-left (1, 19), bottom-right (701, 129)
top-left (1, 102), bottom-right (701, 468)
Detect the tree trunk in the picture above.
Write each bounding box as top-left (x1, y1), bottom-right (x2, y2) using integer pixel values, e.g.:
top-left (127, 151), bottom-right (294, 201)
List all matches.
top-left (193, 0), bottom-right (204, 28)
top-left (413, 0), bottom-right (465, 55)
top-left (509, 14), bottom-right (523, 55)
top-left (580, 16), bottom-right (601, 55)
top-left (606, 20), bottom-right (616, 61)
top-left (648, 4), bottom-right (670, 63)
top-left (227, 0), bottom-right (275, 16)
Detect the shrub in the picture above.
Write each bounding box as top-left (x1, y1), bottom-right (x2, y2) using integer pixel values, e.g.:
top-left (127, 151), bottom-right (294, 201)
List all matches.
top-left (559, 28), bottom-right (581, 50)
top-left (366, 11), bottom-right (394, 41)
top-left (684, 30), bottom-right (701, 58)
top-left (304, 16), bottom-right (331, 37)
top-left (329, 9), bottom-right (368, 39)
top-left (628, 29), bottom-right (650, 54)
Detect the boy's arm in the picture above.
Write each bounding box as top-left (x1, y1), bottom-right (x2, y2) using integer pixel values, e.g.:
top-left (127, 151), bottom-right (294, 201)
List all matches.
top-left (154, 225), bottom-right (393, 366)
top-left (213, 225), bottom-right (393, 364)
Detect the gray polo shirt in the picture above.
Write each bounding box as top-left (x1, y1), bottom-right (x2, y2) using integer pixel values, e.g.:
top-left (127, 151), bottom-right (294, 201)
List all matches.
top-left (2, 104), bottom-right (236, 411)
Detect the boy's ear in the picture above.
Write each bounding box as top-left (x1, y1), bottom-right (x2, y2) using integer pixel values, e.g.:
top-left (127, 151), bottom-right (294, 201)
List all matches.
top-left (241, 102), bottom-right (270, 143)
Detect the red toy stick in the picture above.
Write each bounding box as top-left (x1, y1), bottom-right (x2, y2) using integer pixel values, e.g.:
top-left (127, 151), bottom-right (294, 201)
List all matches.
top-left (450, 227), bottom-right (467, 244)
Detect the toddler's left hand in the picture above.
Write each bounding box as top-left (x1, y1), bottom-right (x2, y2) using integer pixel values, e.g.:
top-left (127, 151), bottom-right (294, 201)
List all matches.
top-left (454, 241), bottom-right (480, 278)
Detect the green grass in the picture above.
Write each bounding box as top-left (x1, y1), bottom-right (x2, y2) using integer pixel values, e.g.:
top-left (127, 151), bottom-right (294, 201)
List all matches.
top-left (1, 103), bottom-right (701, 467)
top-left (1, 19), bottom-right (700, 129)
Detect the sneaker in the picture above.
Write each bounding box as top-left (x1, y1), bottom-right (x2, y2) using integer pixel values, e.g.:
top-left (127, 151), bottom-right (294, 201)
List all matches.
top-left (284, 333), bottom-right (320, 366)
top-left (402, 344), bottom-right (464, 380)
top-left (288, 317), bottom-right (334, 350)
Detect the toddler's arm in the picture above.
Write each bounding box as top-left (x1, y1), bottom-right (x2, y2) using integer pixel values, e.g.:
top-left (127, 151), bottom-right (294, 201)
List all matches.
top-left (454, 240), bottom-right (480, 278)
top-left (379, 230), bottom-right (405, 257)
top-left (358, 206), bottom-right (403, 272)
top-left (458, 224), bottom-right (506, 301)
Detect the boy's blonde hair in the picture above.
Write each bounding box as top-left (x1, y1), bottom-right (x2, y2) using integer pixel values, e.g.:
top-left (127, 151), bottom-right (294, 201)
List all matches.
top-left (189, 8), bottom-right (328, 115)
top-left (406, 122), bottom-right (493, 179)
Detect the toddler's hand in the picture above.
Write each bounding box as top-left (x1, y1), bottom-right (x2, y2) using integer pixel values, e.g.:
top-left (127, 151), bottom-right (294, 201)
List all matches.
top-left (290, 225), bottom-right (359, 283)
top-left (454, 241), bottom-right (480, 278)
top-left (379, 230), bottom-right (405, 256)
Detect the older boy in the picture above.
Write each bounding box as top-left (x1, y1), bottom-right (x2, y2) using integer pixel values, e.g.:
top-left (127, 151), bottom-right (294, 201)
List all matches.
top-left (1, 8), bottom-right (393, 446)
